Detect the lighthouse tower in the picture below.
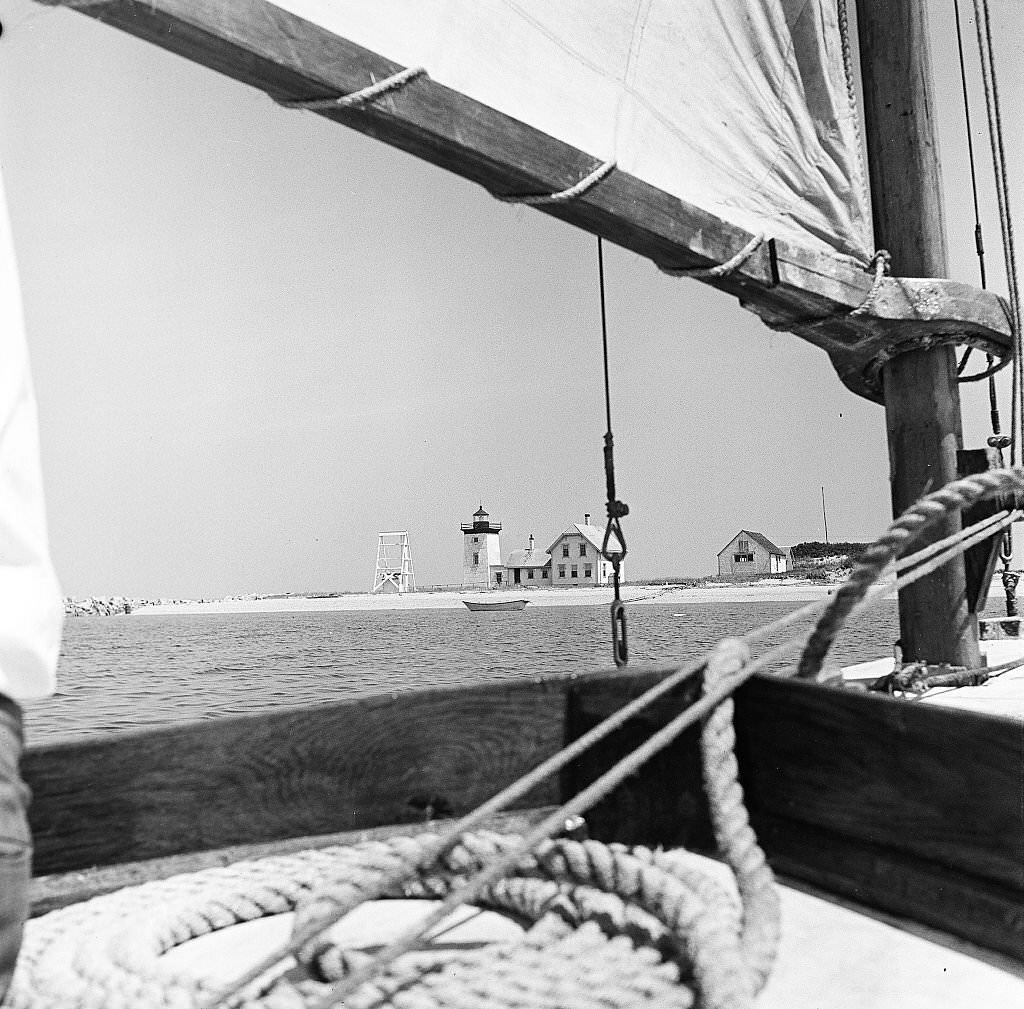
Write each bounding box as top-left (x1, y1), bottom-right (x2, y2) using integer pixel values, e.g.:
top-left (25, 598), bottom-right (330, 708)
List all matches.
top-left (461, 505), bottom-right (502, 588)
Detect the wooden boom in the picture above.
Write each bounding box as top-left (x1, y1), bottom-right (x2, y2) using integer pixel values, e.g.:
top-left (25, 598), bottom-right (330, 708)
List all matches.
top-left (24, 670), bottom-right (1024, 963)
top-left (40, 0), bottom-right (1012, 402)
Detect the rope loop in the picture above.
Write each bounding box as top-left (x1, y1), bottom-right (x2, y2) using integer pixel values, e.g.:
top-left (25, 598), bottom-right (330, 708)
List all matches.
top-left (848, 248), bottom-right (891, 317)
top-left (659, 233), bottom-right (767, 281)
top-left (277, 66), bottom-right (427, 112)
top-left (493, 159), bottom-right (616, 206)
top-left (797, 467), bottom-right (1024, 678)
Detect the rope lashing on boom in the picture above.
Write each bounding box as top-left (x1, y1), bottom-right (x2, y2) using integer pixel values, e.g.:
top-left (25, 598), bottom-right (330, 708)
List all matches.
top-left (276, 66), bottom-right (427, 112)
top-left (657, 233), bottom-right (767, 281)
top-left (492, 160), bottom-right (617, 206)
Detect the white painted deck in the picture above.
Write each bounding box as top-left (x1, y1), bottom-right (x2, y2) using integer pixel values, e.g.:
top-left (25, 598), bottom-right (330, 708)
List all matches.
top-left (163, 877), bottom-right (1024, 1007)
top-left (841, 637), bottom-right (1024, 719)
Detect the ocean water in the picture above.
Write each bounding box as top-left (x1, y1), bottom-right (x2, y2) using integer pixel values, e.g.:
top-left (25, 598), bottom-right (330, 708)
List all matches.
top-left (23, 600), bottom-right (902, 746)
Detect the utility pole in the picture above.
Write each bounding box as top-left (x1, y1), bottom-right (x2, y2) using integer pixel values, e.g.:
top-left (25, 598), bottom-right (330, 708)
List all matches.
top-left (821, 486), bottom-right (829, 544)
top-left (855, 0), bottom-right (981, 667)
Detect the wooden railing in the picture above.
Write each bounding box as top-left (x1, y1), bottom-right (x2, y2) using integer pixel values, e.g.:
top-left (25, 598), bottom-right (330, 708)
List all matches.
top-left (22, 667), bottom-right (1024, 961)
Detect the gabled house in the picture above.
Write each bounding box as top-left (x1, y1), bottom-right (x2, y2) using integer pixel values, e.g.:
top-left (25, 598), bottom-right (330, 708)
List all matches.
top-left (546, 513), bottom-right (623, 586)
top-left (717, 530), bottom-right (788, 576)
top-left (503, 535), bottom-right (552, 587)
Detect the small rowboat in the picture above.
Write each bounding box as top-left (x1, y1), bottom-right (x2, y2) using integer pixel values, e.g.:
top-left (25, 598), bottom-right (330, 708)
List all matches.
top-left (462, 599), bottom-right (529, 612)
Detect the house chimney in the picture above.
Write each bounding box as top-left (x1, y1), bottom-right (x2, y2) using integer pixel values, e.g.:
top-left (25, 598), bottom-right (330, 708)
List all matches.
top-left (584, 513), bottom-right (591, 525)
top-left (529, 534), bottom-right (534, 551)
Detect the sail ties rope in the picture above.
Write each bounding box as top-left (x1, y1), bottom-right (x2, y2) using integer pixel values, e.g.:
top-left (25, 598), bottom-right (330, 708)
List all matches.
top-left (658, 233), bottom-right (766, 281)
top-left (276, 66), bottom-right (427, 112)
top-left (493, 159), bottom-right (617, 206)
top-left (847, 248), bottom-right (891, 317)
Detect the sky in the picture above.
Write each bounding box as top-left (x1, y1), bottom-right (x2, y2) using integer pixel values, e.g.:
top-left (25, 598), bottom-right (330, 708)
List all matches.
top-left (0, 0), bottom-right (1021, 598)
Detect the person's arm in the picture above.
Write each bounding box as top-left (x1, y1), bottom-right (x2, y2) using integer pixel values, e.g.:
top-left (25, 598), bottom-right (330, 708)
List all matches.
top-left (0, 165), bottom-right (63, 702)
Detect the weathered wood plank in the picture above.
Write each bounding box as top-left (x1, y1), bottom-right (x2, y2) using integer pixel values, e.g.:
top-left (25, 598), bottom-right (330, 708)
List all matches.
top-left (39, 0), bottom-right (1012, 402)
top-left (565, 667), bottom-right (1024, 960)
top-left (23, 675), bottom-right (572, 874)
top-left (753, 814), bottom-right (1024, 962)
top-left (23, 663), bottom-right (1024, 959)
top-left (29, 808), bottom-right (556, 917)
top-left (734, 677), bottom-right (1024, 893)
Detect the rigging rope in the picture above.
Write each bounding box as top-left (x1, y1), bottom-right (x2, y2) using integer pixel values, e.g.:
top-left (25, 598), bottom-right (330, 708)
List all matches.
top-left (971, 0), bottom-right (1024, 467)
top-left (17, 475), bottom-right (1023, 1009)
top-left (597, 237), bottom-right (629, 667)
top-left (193, 477), bottom-right (1022, 1009)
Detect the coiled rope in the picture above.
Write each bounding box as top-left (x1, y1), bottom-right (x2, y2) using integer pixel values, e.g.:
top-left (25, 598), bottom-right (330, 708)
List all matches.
top-left (14, 473), bottom-right (1024, 1009)
top-left (12, 642), bottom-right (779, 1009)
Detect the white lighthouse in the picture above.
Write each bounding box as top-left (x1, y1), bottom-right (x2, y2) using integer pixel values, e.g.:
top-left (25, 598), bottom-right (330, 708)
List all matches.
top-left (461, 505), bottom-right (503, 588)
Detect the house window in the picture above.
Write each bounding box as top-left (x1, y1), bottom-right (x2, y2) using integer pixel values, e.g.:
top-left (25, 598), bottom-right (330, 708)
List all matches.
top-left (542, 569), bottom-right (549, 579)
top-left (734, 553), bottom-right (753, 563)
top-left (737, 538), bottom-right (750, 553)
top-left (473, 552), bottom-right (479, 565)
top-left (584, 566), bottom-right (592, 578)
top-left (571, 566), bottom-right (578, 578)
top-left (562, 545), bottom-right (570, 558)
top-left (528, 570), bottom-right (535, 579)
top-left (558, 565), bottom-right (566, 578)
top-left (579, 544), bottom-right (586, 557)
top-left (473, 537), bottom-right (478, 544)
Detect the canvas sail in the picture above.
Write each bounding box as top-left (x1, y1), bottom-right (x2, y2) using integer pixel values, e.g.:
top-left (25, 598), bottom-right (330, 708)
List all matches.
top-left (269, 0), bottom-right (874, 262)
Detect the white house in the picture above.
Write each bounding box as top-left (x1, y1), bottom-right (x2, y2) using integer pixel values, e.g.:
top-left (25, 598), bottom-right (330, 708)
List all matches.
top-left (546, 514), bottom-right (623, 586)
top-left (503, 535), bottom-right (552, 588)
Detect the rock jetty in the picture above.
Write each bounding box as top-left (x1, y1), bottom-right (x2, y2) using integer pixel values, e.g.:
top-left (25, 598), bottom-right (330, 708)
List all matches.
top-left (63, 596), bottom-right (137, 617)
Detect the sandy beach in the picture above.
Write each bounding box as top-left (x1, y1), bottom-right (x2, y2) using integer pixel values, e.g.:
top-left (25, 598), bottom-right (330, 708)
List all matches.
top-left (133, 580), bottom-right (849, 616)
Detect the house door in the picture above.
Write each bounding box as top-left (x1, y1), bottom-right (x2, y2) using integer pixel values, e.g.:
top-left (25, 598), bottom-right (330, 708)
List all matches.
top-left (513, 569), bottom-right (521, 584)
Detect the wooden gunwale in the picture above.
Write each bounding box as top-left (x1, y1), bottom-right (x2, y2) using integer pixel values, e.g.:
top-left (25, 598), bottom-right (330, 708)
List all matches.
top-left (39, 0), bottom-right (1012, 402)
top-left (25, 667), bottom-right (1024, 962)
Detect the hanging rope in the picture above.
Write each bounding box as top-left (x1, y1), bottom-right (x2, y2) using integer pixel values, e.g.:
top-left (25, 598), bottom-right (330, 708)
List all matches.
top-left (951, 0), bottom-right (1012, 589)
top-left (971, 0), bottom-right (1024, 468)
top-left (597, 237), bottom-right (629, 666)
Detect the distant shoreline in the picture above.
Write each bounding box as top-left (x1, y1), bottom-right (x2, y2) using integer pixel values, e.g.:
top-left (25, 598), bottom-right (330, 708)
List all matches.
top-left (125, 580), bottom-right (848, 616)
top-left (64, 572), bottom-right (1014, 616)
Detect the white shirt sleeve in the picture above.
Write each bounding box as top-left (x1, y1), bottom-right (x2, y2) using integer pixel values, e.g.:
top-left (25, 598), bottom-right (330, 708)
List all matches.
top-left (0, 164), bottom-right (64, 701)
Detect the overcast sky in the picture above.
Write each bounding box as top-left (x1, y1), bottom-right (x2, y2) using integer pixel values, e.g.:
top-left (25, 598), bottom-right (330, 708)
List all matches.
top-left (0, 0), bottom-right (1021, 597)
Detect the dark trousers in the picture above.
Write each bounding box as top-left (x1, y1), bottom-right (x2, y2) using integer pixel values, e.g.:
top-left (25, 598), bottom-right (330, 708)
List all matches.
top-left (0, 698), bottom-right (28, 1003)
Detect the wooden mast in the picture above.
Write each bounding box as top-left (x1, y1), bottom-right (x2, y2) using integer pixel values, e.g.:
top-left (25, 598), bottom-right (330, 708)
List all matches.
top-left (855, 0), bottom-right (982, 667)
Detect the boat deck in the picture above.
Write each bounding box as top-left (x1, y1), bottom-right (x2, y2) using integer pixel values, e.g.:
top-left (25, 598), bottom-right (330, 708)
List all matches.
top-left (158, 856), bottom-right (1024, 1007)
top-left (842, 637), bottom-right (1024, 720)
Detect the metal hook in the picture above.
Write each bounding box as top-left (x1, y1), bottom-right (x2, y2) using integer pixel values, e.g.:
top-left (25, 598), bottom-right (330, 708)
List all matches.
top-left (610, 596), bottom-right (628, 667)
